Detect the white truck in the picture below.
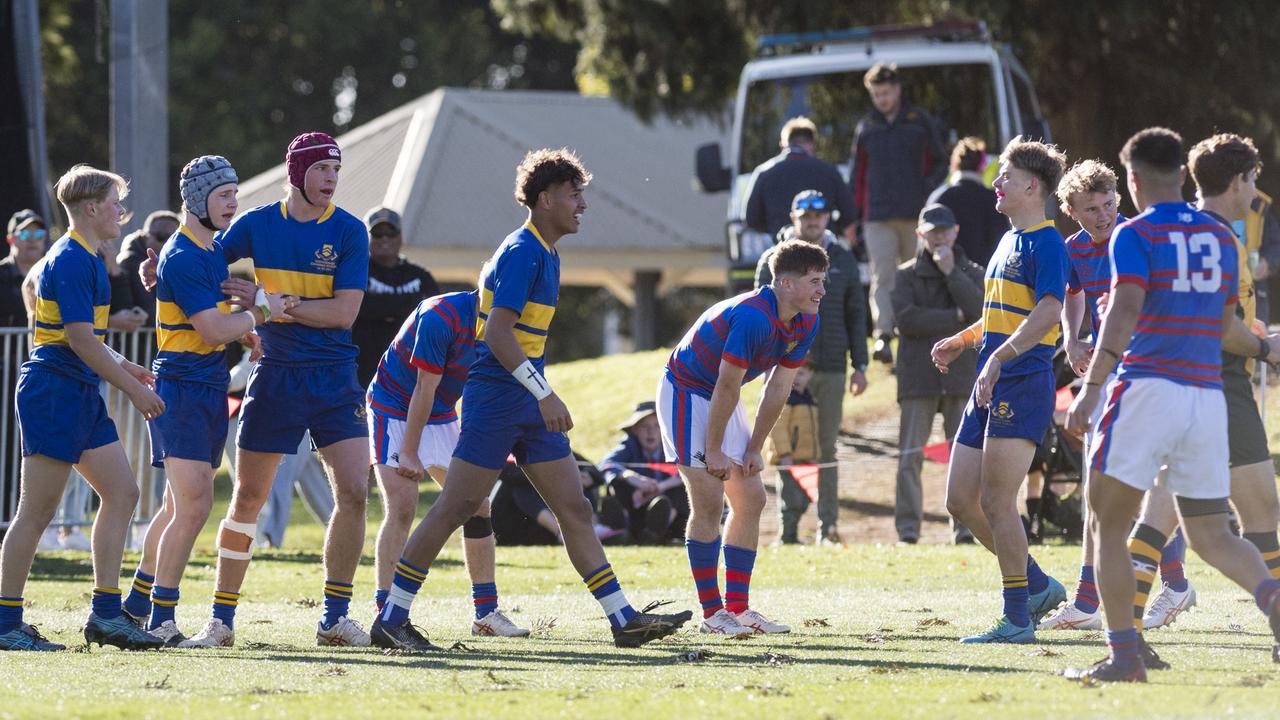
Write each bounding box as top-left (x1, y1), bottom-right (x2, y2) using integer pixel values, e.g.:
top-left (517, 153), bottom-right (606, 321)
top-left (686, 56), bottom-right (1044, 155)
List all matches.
top-left (694, 22), bottom-right (1049, 291)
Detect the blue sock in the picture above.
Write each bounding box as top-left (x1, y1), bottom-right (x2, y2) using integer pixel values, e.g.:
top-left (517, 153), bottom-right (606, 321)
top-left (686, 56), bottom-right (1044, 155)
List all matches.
top-left (322, 580), bottom-right (354, 629)
top-left (583, 563), bottom-right (636, 628)
top-left (1002, 575), bottom-right (1030, 627)
top-left (148, 585), bottom-right (179, 630)
top-left (1107, 627), bottom-right (1140, 667)
top-left (123, 569), bottom-right (154, 618)
top-left (472, 582), bottom-right (498, 619)
top-left (685, 537), bottom-right (723, 618)
top-left (0, 596), bottom-right (23, 634)
top-left (1074, 565), bottom-right (1100, 612)
top-left (723, 544), bottom-right (757, 615)
top-left (1254, 578), bottom-right (1280, 614)
top-left (91, 587), bottom-right (123, 619)
top-left (1026, 555), bottom-right (1049, 595)
top-left (212, 590), bottom-right (239, 630)
top-left (1160, 530), bottom-right (1189, 592)
top-left (374, 588), bottom-right (390, 612)
top-left (380, 558), bottom-right (427, 626)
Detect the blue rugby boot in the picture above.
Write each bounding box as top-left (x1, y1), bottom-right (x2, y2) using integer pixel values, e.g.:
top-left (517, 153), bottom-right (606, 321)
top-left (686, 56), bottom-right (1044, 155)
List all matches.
top-left (960, 615), bottom-right (1036, 644)
top-left (1028, 575), bottom-right (1067, 624)
top-left (84, 612), bottom-right (164, 650)
top-left (0, 624), bottom-right (64, 651)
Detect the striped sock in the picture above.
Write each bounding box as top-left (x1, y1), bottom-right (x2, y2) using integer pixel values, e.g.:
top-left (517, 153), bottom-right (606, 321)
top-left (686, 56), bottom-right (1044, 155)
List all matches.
top-left (1159, 529), bottom-right (1188, 591)
top-left (322, 580), bottom-right (354, 629)
top-left (1002, 575), bottom-right (1030, 627)
top-left (723, 544), bottom-right (756, 615)
top-left (583, 563), bottom-right (636, 628)
top-left (1244, 531), bottom-right (1280, 581)
top-left (1107, 626), bottom-right (1141, 667)
top-left (686, 537), bottom-right (723, 618)
top-left (148, 585), bottom-right (179, 630)
top-left (0, 596), bottom-right (23, 634)
top-left (380, 558), bottom-right (427, 626)
top-left (1129, 523), bottom-right (1167, 633)
top-left (1074, 565), bottom-right (1100, 612)
top-left (1025, 555), bottom-right (1049, 595)
top-left (91, 587), bottom-right (123, 620)
top-left (374, 588), bottom-right (390, 612)
top-left (123, 569), bottom-right (154, 618)
top-left (1255, 578), bottom-right (1280, 614)
top-left (472, 582), bottom-right (498, 619)
top-left (212, 590), bottom-right (240, 630)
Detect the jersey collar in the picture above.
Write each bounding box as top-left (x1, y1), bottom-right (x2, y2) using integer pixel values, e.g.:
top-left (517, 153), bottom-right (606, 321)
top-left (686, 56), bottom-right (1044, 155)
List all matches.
top-left (524, 222), bottom-right (555, 254)
top-left (67, 229), bottom-right (96, 254)
top-left (279, 200), bottom-right (336, 224)
top-left (178, 224), bottom-right (212, 250)
top-left (1018, 220), bottom-right (1056, 234)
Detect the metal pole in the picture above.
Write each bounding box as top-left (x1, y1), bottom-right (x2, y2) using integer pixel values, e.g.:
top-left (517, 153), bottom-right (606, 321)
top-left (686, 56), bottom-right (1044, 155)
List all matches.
top-left (110, 0), bottom-right (170, 236)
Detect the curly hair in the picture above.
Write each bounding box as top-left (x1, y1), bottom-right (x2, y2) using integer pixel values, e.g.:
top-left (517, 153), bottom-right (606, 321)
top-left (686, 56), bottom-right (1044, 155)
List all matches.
top-left (1000, 139), bottom-right (1068, 200)
top-left (514, 148), bottom-right (592, 208)
top-left (1056, 159), bottom-right (1118, 214)
top-left (1189, 133), bottom-right (1261, 198)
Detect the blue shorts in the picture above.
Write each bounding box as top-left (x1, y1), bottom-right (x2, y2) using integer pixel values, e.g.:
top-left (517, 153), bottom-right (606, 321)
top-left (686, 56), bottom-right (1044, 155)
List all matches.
top-left (452, 379), bottom-right (570, 470)
top-left (955, 370), bottom-right (1055, 449)
top-left (237, 363), bottom-right (366, 454)
top-left (16, 367), bottom-right (118, 464)
top-left (148, 377), bottom-right (227, 468)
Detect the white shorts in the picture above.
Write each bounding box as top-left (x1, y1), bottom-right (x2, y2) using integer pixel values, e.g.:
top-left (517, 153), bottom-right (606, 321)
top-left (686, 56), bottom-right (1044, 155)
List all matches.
top-left (1089, 376), bottom-right (1228, 499)
top-left (368, 412), bottom-right (460, 472)
top-left (656, 374), bottom-right (750, 468)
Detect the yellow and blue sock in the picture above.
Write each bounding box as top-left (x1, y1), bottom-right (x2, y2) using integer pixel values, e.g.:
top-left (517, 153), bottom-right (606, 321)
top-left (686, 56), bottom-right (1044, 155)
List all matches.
top-left (1025, 555), bottom-right (1049, 595)
top-left (0, 596), bottom-right (23, 634)
top-left (91, 587), bottom-right (123, 619)
top-left (1073, 565), bottom-right (1100, 612)
top-left (1244, 531), bottom-right (1280, 581)
top-left (148, 585), bottom-right (179, 630)
top-left (374, 588), bottom-right (390, 612)
top-left (381, 558), bottom-right (427, 625)
top-left (123, 569), bottom-right (154, 618)
top-left (1159, 528), bottom-right (1188, 592)
top-left (1002, 575), bottom-right (1030, 627)
top-left (322, 580), bottom-right (354, 629)
top-left (1107, 626), bottom-right (1141, 667)
top-left (686, 537), bottom-right (723, 619)
top-left (723, 544), bottom-right (756, 615)
top-left (1129, 523), bottom-right (1167, 633)
top-left (473, 582), bottom-right (498, 619)
top-left (212, 590), bottom-right (239, 629)
top-left (583, 563), bottom-right (636, 628)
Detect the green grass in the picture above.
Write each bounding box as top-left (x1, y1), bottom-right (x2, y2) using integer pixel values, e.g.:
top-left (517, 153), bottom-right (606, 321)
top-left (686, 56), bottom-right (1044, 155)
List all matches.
top-left (5, 544), bottom-right (1280, 719)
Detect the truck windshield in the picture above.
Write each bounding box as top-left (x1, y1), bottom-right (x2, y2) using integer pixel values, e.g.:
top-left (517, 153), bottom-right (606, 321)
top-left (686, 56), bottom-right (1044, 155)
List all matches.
top-left (739, 63), bottom-right (999, 175)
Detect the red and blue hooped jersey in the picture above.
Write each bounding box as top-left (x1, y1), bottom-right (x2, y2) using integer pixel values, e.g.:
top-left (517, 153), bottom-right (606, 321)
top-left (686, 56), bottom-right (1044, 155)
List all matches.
top-left (665, 285), bottom-right (818, 399)
top-left (1065, 214), bottom-right (1125, 340)
top-left (367, 290), bottom-right (477, 424)
top-left (1112, 202), bottom-right (1237, 389)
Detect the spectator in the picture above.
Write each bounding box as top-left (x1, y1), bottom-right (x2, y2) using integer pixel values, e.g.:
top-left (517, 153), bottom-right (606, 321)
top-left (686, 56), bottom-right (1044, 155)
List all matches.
top-left (353, 206), bottom-right (439, 388)
top-left (744, 116), bottom-right (857, 241)
top-left (851, 62), bottom-right (948, 364)
top-left (2, 210), bottom-right (48, 531)
top-left (763, 358), bottom-right (820, 544)
top-left (115, 210), bottom-right (180, 324)
top-left (756, 190), bottom-right (868, 545)
top-left (601, 401), bottom-right (688, 544)
top-left (927, 137), bottom-right (1006, 267)
top-left (1244, 191), bottom-right (1280, 323)
top-left (492, 454), bottom-right (626, 546)
top-left (889, 203), bottom-right (983, 544)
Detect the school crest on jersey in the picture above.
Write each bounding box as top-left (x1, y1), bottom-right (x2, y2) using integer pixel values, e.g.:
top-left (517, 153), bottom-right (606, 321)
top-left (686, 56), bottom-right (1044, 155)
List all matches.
top-left (991, 402), bottom-right (1015, 424)
top-left (312, 243), bottom-right (337, 272)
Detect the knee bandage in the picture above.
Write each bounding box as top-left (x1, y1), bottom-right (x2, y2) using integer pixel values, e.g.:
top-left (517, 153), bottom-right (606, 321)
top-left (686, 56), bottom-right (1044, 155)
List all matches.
top-left (218, 518), bottom-right (258, 560)
top-left (462, 515), bottom-right (493, 539)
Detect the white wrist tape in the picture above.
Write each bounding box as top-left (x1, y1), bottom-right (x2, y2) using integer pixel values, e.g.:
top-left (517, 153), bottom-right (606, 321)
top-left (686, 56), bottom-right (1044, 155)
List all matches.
top-left (512, 359), bottom-right (553, 400)
top-left (104, 344), bottom-right (126, 365)
top-left (254, 286), bottom-right (272, 322)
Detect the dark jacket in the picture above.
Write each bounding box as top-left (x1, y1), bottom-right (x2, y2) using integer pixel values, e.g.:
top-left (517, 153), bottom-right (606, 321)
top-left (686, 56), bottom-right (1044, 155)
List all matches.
top-left (0, 256), bottom-right (28, 328)
top-left (754, 228), bottom-right (868, 372)
top-left (927, 173), bottom-right (1007, 268)
top-left (354, 257), bottom-right (439, 387)
top-left (115, 232), bottom-right (157, 321)
top-left (601, 434), bottom-right (671, 485)
top-left (890, 245), bottom-right (984, 401)
top-left (850, 103), bottom-right (947, 222)
top-left (744, 146), bottom-right (857, 237)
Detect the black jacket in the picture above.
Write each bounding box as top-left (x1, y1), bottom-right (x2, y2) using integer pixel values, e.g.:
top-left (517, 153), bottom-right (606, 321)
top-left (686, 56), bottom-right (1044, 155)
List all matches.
top-left (0, 256), bottom-right (28, 328)
top-left (927, 174), bottom-right (1007, 268)
top-left (890, 245), bottom-right (985, 401)
top-left (354, 257), bottom-right (439, 387)
top-left (115, 232), bottom-right (157, 321)
top-left (744, 147), bottom-right (857, 237)
top-left (850, 104), bottom-right (947, 222)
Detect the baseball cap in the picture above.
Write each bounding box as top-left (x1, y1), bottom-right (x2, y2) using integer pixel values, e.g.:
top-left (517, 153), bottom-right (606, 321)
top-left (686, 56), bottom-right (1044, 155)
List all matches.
top-left (791, 190), bottom-right (830, 213)
top-left (917, 203), bottom-right (958, 232)
top-left (7, 209), bottom-right (44, 235)
top-left (364, 206), bottom-right (402, 232)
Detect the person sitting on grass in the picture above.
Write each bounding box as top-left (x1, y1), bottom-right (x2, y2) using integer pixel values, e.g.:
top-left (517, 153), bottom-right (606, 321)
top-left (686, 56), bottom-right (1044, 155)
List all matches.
top-left (601, 401), bottom-right (688, 544)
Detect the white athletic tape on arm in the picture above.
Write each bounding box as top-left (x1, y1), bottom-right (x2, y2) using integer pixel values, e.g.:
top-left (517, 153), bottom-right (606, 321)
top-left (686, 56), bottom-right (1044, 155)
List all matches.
top-left (104, 344), bottom-right (126, 365)
top-left (512, 359), bottom-right (553, 400)
top-left (254, 286), bottom-right (272, 322)
top-left (218, 518), bottom-right (257, 561)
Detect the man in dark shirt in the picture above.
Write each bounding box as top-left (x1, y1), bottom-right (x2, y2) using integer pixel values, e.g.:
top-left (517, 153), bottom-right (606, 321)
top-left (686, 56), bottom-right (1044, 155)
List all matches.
top-left (354, 206), bottom-right (439, 387)
top-left (927, 137), bottom-right (1006, 268)
top-left (1, 210), bottom-right (47, 327)
top-left (745, 117), bottom-right (857, 242)
top-left (115, 210), bottom-right (180, 324)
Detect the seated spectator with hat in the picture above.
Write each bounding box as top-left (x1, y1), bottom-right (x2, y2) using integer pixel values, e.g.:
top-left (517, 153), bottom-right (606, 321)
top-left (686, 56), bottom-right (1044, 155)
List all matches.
top-left (601, 401), bottom-right (688, 544)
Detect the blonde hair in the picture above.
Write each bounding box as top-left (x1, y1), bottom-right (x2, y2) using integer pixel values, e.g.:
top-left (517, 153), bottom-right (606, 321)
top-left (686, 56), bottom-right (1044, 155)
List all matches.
top-left (1056, 159), bottom-right (1118, 214)
top-left (55, 164), bottom-right (129, 212)
top-left (779, 116), bottom-right (818, 147)
top-left (1000, 139), bottom-right (1067, 200)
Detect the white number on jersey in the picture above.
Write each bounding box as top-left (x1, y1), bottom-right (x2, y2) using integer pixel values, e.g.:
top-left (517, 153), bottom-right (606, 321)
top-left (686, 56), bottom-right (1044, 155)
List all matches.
top-left (1169, 231), bottom-right (1223, 293)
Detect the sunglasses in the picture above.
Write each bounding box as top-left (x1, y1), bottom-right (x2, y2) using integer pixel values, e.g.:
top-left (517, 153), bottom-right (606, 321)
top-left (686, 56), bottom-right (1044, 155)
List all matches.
top-left (14, 228), bottom-right (47, 242)
top-left (793, 197), bottom-right (829, 212)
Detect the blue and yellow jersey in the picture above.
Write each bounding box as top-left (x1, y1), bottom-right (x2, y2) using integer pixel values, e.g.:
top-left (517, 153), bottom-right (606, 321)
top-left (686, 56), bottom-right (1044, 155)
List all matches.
top-left (27, 231), bottom-right (111, 385)
top-left (152, 225), bottom-right (232, 386)
top-left (219, 201), bottom-right (369, 366)
top-left (978, 220), bottom-right (1069, 377)
top-left (666, 285), bottom-right (818, 400)
top-left (367, 291), bottom-right (477, 424)
top-left (470, 223), bottom-right (559, 384)
top-left (1065, 214), bottom-right (1125, 340)
top-left (1113, 203), bottom-right (1238, 389)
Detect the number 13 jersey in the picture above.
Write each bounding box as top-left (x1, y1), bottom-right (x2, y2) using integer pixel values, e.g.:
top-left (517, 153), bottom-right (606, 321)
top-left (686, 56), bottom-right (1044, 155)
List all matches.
top-left (1112, 202), bottom-right (1239, 389)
